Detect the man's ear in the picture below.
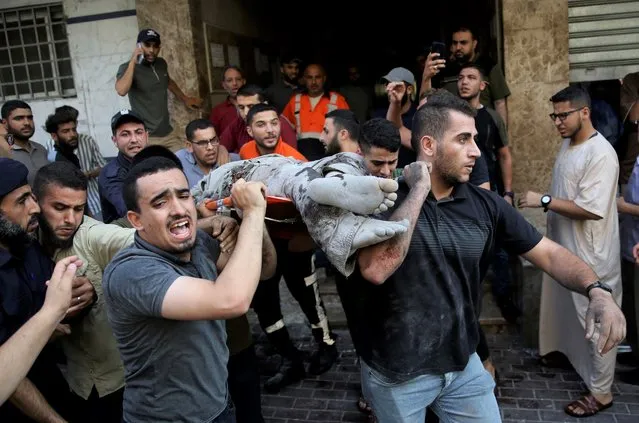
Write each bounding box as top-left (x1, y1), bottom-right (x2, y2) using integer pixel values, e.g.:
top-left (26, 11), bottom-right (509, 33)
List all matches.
top-left (127, 210), bottom-right (143, 231)
top-left (420, 135), bottom-right (437, 158)
top-left (479, 80), bottom-right (487, 92)
top-left (472, 39), bottom-right (478, 52)
top-left (338, 129), bottom-right (348, 141)
top-left (246, 125), bottom-right (254, 138)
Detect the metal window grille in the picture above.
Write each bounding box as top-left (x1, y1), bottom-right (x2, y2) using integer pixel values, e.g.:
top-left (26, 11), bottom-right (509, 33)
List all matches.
top-left (0, 3), bottom-right (76, 101)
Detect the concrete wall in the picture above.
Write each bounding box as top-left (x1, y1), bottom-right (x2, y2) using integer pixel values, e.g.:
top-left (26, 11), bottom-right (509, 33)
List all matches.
top-left (2, 0), bottom-right (138, 157)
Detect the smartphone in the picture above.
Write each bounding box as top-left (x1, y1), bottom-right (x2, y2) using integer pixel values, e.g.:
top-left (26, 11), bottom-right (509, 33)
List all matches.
top-left (430, 41), bottom-right (447, 59)
top-left (137, 43), bottom-right (144, 64)
top-left (6, 133), bottom-right (13, 146)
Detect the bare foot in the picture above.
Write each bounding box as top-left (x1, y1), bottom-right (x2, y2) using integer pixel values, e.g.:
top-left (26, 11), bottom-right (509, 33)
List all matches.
top-left (352, 218), bottom-right (409, 251)
top-left (307, 175), bottom-right (398, 215)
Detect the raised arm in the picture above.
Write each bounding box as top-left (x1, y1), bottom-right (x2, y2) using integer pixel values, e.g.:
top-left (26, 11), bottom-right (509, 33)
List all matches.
top-left (358, 162), bottom-right (431, 284)
top-left (115, 45), bottom-right (142, 96)
top-left (160, 180), bottom-right (268, 320)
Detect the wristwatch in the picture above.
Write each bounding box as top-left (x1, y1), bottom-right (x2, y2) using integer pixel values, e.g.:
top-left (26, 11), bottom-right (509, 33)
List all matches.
top-left (503, 191), bottom-right (515, 200)
top-left (541, 194), bottom-right (552, 212)
top-left (586, 281), bottom-right (613, 297)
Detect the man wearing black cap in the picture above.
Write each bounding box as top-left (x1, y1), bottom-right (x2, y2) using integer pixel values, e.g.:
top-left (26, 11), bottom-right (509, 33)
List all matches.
top-left (98, 109), bottom-right (149, 223)
top-left (266, 54), bottom-right (302, 114)
top-left (115, 28), bottom-right (202, 152)
top-left (0, 158), bottom-right (77, 422)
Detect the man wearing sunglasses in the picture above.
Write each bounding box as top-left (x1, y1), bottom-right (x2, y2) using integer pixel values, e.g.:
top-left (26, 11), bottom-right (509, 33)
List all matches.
top-left (519, 85), bottom-right (621, 418)
top-left (175, 119), bottom-right (238, 189)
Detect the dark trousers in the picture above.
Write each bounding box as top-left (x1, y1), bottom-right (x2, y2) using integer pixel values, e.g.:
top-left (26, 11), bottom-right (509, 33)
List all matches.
top-left (251, 240), bottom-right (333, 353)
top-left (71, 386), bottom-right (123, 423)
top-left (227, 345), bottom-right (265, 423)
top-left (622, 258), bottom-right (639, 359)
top-left (491, 245), bottom-right (514, 300)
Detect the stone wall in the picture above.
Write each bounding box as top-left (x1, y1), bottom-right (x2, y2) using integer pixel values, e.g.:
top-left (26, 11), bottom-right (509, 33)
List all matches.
top-left (503, 0), bottom-right (570, 231)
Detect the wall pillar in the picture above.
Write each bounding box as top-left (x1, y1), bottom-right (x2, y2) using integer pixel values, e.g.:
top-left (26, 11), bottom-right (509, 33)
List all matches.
top-left (502, 0), bottom-right (570, 347)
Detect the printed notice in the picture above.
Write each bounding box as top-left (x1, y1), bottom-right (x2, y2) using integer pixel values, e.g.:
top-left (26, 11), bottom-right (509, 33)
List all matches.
top-left (210, 43), bottom-right (225, 67)
top-left (227, 45), bottom-right (240, 67)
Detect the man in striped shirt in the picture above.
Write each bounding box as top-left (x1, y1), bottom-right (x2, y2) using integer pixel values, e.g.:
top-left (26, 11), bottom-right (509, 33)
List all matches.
top-left (45, 106), bottom-right (106, 219)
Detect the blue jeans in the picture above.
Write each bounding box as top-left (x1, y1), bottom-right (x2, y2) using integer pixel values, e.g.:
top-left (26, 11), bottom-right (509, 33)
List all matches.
top-left (361, 353), bottom-right (500, 423)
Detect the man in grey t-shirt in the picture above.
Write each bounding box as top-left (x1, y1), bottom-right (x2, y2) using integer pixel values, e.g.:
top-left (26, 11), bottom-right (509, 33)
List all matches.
top-left (115, 29), bottom-right (202, 152)
top-left (103, 155), bottom-right (276, 423)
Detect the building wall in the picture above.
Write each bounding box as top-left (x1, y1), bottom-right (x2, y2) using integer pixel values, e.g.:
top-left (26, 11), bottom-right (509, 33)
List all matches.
top-left (2, 0), bottom-right (138, 156)
top-left (502, 0), bottom-right (570, 230)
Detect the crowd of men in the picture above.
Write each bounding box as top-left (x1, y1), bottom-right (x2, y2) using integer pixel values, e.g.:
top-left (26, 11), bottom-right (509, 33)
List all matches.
top-left (0, 23), bottom-right (635, 423)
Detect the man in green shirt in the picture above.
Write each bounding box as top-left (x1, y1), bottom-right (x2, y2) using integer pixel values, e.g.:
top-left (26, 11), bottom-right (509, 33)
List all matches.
top-left (115, 29), bottom-right (202, 152)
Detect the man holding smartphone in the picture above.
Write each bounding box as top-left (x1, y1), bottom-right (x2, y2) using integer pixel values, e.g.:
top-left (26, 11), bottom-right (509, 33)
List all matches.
top-left (115, 29), bottom-right (202, 152)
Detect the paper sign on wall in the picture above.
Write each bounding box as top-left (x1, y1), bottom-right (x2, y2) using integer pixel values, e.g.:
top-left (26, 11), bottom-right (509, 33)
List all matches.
top-left (227, 45), bottom-right (240, 67)
top-left (210, 43), bottom-right (225, 67)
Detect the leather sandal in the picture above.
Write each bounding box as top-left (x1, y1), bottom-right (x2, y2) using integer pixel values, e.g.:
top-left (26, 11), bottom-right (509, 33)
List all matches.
top-left (564, 394), bottom-right (613, 418)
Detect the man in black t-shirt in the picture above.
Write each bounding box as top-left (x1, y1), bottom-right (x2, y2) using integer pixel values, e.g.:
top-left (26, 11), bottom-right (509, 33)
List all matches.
top-left (345, 91), bottom-right (626, 423)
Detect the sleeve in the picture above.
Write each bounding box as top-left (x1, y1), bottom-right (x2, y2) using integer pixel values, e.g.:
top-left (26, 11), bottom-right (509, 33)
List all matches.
top-left (88, 225), bottom-right (136, 270)
top-left (280, 116), bottom-right (298, 149)
top-left (99, 170), bottom-right (128, 218)
top-left (495, 195), bottom-right (544, 255)
top-left (488, 65), bottom-right (511, 101)
top-left (219, 124), bottom-right (238, 153)
top-left (116, 62), bottom-right (129, 81)
top-left (88, 136), bottom-right (107, 167)
top-left (487, 107), bottom-right (509, 147)
top-left (281, 98), bottom-right (296, 126)
top-left (105, 257), bottom-right (178, 317)
top-left (337, 95), bottom-right (350, 110)
top-left (625, 158), bottom-right (639, 204)
top-left (469, 154), bottom-right (490, 186)
top-left (574, 149), bottom-right (619, 218)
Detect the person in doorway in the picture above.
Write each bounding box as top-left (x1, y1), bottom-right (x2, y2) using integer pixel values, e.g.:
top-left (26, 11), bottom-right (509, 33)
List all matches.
top-left (115, 29), bottom-right (202, 152)
top-left (282, 64), bottom-right (349, 160)
top-left (103, 155), bottom-right (276, 423)
top-left (339, 65), bottom-right (372, 124)
top-left (266, 54), bottom-right (302, 114)
top-left (519, 86), bottom-right (621, 417)
top-left (210, 66), bottom-right (246, 136)
top-left (436, 25), bottom-right (511, 126)
top-left (1, 100), bottom-right (48, 185)
top-left (348, 91), bottom-right (625, 423)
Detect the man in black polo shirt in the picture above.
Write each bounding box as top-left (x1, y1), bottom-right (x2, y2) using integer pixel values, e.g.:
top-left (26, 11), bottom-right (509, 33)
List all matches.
top-left (347, 92), bottom-right (626, 422)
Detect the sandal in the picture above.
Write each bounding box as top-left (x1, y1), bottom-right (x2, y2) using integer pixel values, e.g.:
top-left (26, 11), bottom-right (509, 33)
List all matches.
top-left (564, 394), bottom-right (613, 418)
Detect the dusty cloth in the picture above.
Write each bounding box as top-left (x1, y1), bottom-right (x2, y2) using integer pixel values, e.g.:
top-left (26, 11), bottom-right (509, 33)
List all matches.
top-left (539, 134), bottom-right (621, 394)
top-left (191, 153), bottom-right (398, 277)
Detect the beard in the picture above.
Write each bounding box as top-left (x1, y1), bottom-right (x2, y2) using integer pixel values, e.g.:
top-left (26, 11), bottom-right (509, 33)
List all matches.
top-left (0, 212), bottom-right (36, 257)
top-left (435, 147), bottom-right (464, 187)
top-left (8, 126), bottom-right (35, 142)
top-left (38, 215), bottom-right (77, 251)
top-left (325, 136), bottom-right (341, 155)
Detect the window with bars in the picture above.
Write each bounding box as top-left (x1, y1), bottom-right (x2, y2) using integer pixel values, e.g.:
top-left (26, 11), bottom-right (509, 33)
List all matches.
top-left (0, 3), bottom-right (76, 101)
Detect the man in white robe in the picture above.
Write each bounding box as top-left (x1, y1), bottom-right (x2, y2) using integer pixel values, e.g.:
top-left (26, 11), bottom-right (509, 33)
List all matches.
top-left (520, 85), bottom-right (621, 418)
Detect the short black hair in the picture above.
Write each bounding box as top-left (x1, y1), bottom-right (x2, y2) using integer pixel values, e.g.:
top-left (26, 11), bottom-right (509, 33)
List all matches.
top-left (33, 162), bottom-right (88, 200)
top-left (222, 65), bottom-right (244, 80)
top-left (122, 157), bottom-right (182, 213)
top-left (185, 118), bottom-right (215, 142)
top-left (54, 105), bottom-right (79, 120)
top-left (246, 103), bottom-right (278, 125)
top-left (452, 24), bottom-right (477, 40)
top-left (458, 62), bottom-right (487, 80)
top-left (411, 90), bottom-right (476, 152)
top-left (45, 109), bottom-right (77, 134)
top-left (550, 85), bottom-right (591, 109)
top-left (359, 118), bottom-right (400, 153)
top-left (325, 109), bottom-right (359, 141)
top-left (237, 84), bottom-right (266, 102)
top-left (1, 100), bottom-right (31, 120)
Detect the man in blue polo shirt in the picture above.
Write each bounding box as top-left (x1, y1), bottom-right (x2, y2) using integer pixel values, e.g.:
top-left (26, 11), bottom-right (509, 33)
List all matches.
top-left (98, 110), bottom-right (149, 223)
top-left (347, 91), bottom-right (626, 422)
